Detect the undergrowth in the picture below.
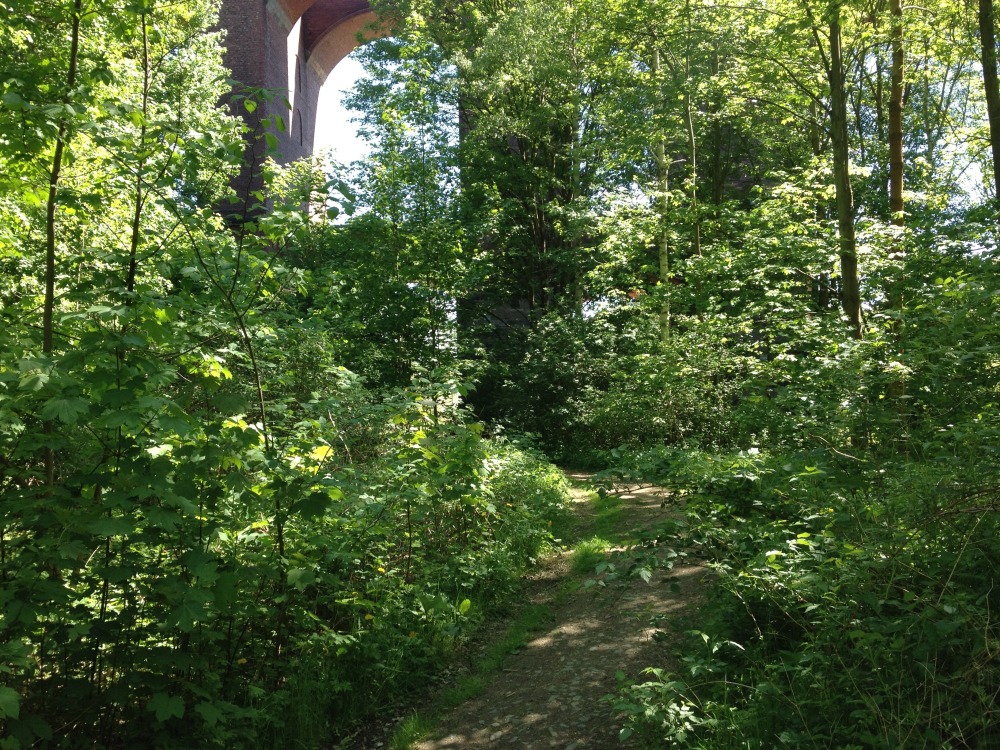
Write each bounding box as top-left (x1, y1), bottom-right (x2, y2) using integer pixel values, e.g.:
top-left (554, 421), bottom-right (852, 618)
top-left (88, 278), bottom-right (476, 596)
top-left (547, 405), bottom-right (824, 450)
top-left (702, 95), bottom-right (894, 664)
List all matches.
top-left (607, 445), bottom-right (1000, 749)
top-left (572, 537), bottom-right (613, 574)
top-left (0, 377), bottom-right (571, 750)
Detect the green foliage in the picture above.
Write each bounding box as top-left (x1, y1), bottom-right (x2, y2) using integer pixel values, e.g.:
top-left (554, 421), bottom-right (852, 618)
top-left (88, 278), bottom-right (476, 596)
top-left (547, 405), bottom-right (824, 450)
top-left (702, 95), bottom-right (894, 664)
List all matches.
top-left (610, 443), bottom-right (1000, 749)
top-left (1, 0), bottom-right (998, 747)
top-left (571, 537), bottom-right (612, 574)
top-left (317, 34), bottom-right (465, 388)
top-left (0, 5), bottom-right (570, 748)
top-left (1, 341), bottom-right (569, 748)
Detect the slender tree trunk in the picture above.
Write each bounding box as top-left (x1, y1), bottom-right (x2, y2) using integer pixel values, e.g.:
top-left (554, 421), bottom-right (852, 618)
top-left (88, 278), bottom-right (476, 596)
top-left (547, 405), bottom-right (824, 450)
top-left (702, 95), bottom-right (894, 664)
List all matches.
top-left (653, 48), bottom-right (671, 343)
top-left (872, 51), bottom-right (887, 211)
top-left (828, 8), bottom-right (863, 340)
top-left (874, 53), bottom-right (886, 144)
top-left (979, 0), bottom-right (1000, 212)
top-left (922, 41), bottom-right (935, 170)
top-left (886, 0), bottom-right (908, 445)
top-left (685, 106), bottom-right (701, 257)
top-left (43, 0), bottom-right (83, 488)
top-left (809, 99), bottom-right (823, 160)
top-left (684, 0), bottom-right (701, 257)
top-left (710, 46), bottom-right (725, 207)
top-left (888, 0), bottom-right (904, 229)
top-left (809, 98), bottom-right (828, 231)
top-left (126, 11), bottom-right (150, 295)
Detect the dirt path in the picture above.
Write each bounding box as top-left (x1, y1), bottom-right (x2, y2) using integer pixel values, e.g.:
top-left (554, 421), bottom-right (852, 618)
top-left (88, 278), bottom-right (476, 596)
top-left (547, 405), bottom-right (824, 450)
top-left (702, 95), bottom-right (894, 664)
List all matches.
top-left (412, 474), bottom-right (709, 750)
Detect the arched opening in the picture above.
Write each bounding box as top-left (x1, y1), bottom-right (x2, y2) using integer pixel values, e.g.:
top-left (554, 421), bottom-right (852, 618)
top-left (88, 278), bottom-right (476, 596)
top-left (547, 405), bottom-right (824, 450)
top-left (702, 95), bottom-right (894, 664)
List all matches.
top-left (314, 35), bottom-right (461, 200)
top-left (305, 7), bottom-right (383, 79)
top-left (315, 53), bottom-right (369, 164)
top-left (218, 0), bottom-right (387, 157)
top-left (276, 1), bottom-right (388, 161)
top-left (216, 0), bottom-right (391, 202)
top-left (218, 1), bottom-right (464, 379)
top-left (304, 34), bottom-right (464, 375)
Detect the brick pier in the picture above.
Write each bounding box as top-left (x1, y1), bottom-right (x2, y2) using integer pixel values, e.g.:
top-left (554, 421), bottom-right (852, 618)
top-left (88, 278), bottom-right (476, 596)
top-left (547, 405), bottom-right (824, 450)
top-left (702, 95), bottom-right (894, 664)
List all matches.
top-left (216, 0), bottom-right (387, 205)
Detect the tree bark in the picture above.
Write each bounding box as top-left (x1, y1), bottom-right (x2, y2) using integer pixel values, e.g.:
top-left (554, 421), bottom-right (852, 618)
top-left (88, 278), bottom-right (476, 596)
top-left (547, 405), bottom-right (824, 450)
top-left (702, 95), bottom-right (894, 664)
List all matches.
top-left (652, 47), bottom-right (672, 343)
top-left (888, 0), bottom-right (904, 228)
top-left (684, 0), bottom-right (701, 257)
top-left (126, 11), bottom-right (150, 296)
top-left (887, 0), bottom-right (908, 445)
top-left (979, 0), bottom-right (1000, 211)
top-left (710, 43), bottom-right (725, 206)
top-left (828, 7), bottom-right (863, 340)
top-left (43, 0), bottom-right (83, 488)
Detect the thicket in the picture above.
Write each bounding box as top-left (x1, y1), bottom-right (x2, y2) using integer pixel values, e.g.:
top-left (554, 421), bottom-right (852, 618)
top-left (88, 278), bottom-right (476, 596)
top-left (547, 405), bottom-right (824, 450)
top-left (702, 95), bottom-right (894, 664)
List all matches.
top-left (577, 155), bottom-right (1000, 750)
top-left (2, 0), bottom-right (999, 748)
top-left (481, 156), bottom-right (999, 749)
top-left (0, 2), bottom-right (567, 747)
top-left (386, 0), bottom-right (997, 746)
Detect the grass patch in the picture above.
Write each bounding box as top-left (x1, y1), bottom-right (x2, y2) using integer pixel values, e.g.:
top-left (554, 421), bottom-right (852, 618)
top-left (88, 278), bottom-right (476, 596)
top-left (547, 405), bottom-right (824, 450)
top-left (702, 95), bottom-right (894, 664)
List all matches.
top-left (548, 507), bottom-right (577, 548)
top-left (390, 714), bottom-right (436, 750)
top-left (592, 492), bottom-right (627, 543)
top-left (479, 603), bottom-right (551, 669)
top-left (439, 674), bottom-right (487, 709)
top-left (571, 536), bottom-right (611, 574)
top-left (557, 482), bottom-right (628, 549)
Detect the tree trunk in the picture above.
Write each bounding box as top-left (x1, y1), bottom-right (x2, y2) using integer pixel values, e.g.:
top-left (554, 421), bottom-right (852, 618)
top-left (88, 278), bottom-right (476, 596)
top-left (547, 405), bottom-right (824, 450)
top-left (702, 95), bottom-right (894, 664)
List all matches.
top-left (43, 0), bottom-right (83, 488)
top-left (684, 0), bottom-right (701, 257)
top-left (126, 11), bottom-right (150, 295)
top-left (653, 47), bottom-right (672, 343)
top-left (710, 46), bottom-right (726, 207)
top-left (887, 0), bottom-right (908, 445)
top-left (888, 0), bottom-right (904, 229)
top-left (828, 8), bottom-right (863, 340)
top-left (979, 0), bottom-right (1000, 211)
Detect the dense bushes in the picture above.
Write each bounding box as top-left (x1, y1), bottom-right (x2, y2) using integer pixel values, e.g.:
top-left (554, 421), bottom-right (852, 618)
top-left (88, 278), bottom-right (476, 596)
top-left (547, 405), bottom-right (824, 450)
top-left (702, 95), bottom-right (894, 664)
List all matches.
top-left (608, 439), bottom-right (999, 748)
top-left (594, 237), bottom-right (999, 749)
top-left (471, 307), bottom-right (765, 464)
top-left (0, 366), bottom-right (569, 748)
top-left (0, 38), bottom-right (566, 741)
top-left (3, 2), bottom-right (998, 748)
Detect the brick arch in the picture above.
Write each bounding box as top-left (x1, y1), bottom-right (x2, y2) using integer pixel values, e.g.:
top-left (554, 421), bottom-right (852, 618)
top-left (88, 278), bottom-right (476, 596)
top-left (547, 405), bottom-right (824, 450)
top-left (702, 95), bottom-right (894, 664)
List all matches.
top-left (278, 0), bottom-right (386, 82)
top-left (306, 7), bottom-right (383, 85)
top-left (218, 0), bottom-right (391, 171)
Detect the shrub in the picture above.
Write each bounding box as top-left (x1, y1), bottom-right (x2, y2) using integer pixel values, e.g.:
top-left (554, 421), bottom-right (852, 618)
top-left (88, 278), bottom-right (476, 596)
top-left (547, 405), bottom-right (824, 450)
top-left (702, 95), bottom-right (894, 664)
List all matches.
top-left (611, 447), bottom-right (1000, 750)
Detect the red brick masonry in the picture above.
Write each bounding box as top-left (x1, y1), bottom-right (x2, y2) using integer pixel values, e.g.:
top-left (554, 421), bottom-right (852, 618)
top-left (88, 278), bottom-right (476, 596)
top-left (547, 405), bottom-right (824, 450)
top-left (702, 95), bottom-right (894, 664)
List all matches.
top-left (217, 0), bottom-right (385, 204)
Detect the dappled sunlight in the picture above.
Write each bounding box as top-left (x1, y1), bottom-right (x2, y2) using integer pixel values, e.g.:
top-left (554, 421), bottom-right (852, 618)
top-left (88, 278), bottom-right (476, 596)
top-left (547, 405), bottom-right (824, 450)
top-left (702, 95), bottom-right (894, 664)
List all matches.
top-left (8, 0), bottom-right (993, 746)
top-left (416, 474), bottom-right (709, 749)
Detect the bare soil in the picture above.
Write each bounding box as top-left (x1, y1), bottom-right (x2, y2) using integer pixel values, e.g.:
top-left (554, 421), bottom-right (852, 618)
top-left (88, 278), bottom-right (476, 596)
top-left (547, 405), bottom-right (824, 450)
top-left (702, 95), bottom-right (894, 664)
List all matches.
top-left (410, 474), bottom-right (710, 750)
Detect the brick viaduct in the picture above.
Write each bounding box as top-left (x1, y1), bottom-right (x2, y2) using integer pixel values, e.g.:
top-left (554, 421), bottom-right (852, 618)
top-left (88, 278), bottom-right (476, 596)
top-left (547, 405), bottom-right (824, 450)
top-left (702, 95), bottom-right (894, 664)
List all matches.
top-left (217, 0), bottom-right (389, 169)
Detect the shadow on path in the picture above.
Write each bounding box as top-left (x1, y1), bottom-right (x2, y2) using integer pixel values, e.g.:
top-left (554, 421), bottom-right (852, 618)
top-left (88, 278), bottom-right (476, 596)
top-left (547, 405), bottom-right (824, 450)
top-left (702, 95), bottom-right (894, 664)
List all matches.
top-left (414, 476), bottom-right (709, 750)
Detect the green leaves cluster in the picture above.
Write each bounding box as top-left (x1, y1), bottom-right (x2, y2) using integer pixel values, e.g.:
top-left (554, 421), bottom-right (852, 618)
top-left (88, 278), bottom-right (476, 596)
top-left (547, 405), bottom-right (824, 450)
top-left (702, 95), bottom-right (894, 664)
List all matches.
top-left (0, 2), bottom-right (573, 747)
top-left (1, 0), bottom-right (997, 746)
top-left (612, 445), bottom-right (999, 749)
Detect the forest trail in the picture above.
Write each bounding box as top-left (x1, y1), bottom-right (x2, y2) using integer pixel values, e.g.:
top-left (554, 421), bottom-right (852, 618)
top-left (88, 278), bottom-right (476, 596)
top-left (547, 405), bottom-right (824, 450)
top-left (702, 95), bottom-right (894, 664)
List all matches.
top-left (411, 474), bottom-right (709, 750)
